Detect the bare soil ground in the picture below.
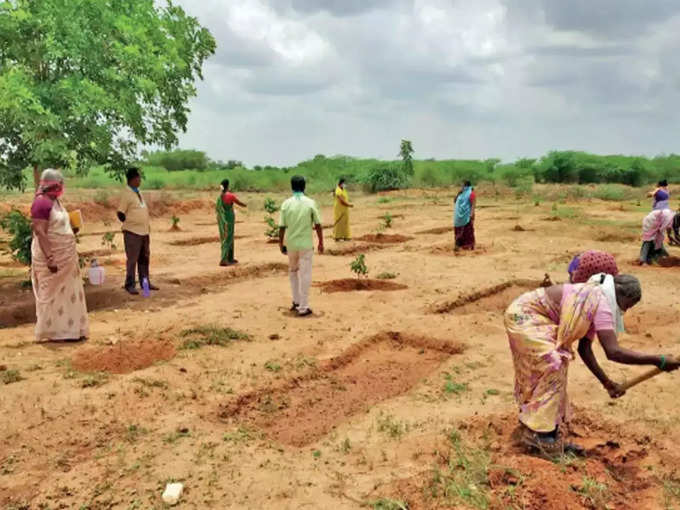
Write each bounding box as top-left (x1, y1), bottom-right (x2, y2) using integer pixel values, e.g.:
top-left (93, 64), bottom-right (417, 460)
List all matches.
top-left (1, 186), bottom-right (680, 509)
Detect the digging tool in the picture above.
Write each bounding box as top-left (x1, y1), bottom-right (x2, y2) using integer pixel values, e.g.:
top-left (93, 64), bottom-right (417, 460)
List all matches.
top-left (620, 360), bottom-right (677, 391)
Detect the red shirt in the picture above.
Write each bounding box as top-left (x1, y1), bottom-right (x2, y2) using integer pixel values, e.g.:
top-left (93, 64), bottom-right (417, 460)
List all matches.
top-left (221, 192), bottom-right (239, 206)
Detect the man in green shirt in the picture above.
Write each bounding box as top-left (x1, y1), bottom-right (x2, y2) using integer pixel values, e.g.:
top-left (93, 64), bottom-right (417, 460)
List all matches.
top-left (278, 175), bottom-right (324, 317)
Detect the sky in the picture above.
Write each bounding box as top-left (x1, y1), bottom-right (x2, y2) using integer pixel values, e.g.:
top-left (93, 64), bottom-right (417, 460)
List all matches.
top-left (174, 0), bottom-right (680, 166)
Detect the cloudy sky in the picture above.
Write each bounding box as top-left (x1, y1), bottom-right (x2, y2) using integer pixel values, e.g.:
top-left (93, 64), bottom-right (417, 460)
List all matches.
top-left (174, 0), bottom-right (680, 166)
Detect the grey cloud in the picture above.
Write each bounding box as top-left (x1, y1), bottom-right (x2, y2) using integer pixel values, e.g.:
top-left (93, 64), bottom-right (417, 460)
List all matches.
top-left (277, 0), bottom-right (410, 17)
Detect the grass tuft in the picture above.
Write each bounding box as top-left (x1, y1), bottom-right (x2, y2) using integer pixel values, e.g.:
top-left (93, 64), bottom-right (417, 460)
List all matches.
top-left (1, 369), bottom-right (22, 385)
top-left (179, 325), bottom-right (251, 349)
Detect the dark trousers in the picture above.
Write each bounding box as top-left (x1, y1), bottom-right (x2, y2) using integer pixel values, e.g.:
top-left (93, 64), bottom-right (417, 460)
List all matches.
top-left (123, 231), bottom-right (150, 288)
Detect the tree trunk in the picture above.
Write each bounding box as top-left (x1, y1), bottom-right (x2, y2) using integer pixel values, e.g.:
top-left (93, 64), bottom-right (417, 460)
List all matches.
top-left (33, 164), bottom-right (40, 191)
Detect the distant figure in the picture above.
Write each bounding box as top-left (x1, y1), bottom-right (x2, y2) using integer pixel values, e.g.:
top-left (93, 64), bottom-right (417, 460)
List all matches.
top-left (216, 179), bottom-right (247, 266)
top-left (648, 179), bottom-right (670, 210)
top-left (278, 175), bottom-right (324, 317)
top-left (333, 178), bottom-right (353, 241)
top-left (117, 167), bottom-right (158, 295)
top-left (30, 169), bottom-right (89, 342)
top-left (567, 250), bottom-right (619, 283)
top-left (453, 180), bottom-right (476, 250)
top-left (640, 208), bottom-right (675, 264)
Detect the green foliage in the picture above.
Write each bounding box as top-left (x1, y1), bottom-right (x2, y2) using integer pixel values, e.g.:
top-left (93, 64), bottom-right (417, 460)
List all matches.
top-left (575, 476), bottom-right (610, 508)
top-left (0, 209), bottom-right (32, 266)
top-left (264, 360), bottom-right (282, 373)
top-left (399, 139), bottom-right (414, 176)
top-left (171, 215), bottom-right (180, 228)
top-left (377, 413), bottom-right (408, 439)
top-left (264, 198), bottom-right (279, 214)
top-left (350, 254), bottom-right (368, 278)
top-left (443, 372), bottom-right (469, 395)
top-left (381, 212), bottom-right (393, 229)
top-left (376, 272), bottom-right (398, 280)
top-left (428, 431), bottom-right (491, 509)
top-left (80, 372), bottom-right (109, 388)
top-left (145, 149), bottom-right (210, 171)
top-left (362, 162), bottom-right (410, 193)
top-left (592, 184), bottom-right (630, 201)
top-left (179, 325), bottom-right (251, 349)
top-left (265, 216), bottom-right (279, 239)
top-left (1, 369), bottom-right (23, 385)
top-left (0, 0), bottom-right (216, 189)
top-left (101, 232), bottom-right (116, 250)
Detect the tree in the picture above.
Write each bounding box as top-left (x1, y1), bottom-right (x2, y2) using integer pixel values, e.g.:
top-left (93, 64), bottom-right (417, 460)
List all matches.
top-left (0, 0), bottom-right (216, 190)
top-left (399, 139), bottom-right (414, 176)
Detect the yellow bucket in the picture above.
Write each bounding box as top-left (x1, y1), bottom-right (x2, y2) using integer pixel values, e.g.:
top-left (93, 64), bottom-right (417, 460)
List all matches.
top-left (69, 209), bottom-right (83, 230)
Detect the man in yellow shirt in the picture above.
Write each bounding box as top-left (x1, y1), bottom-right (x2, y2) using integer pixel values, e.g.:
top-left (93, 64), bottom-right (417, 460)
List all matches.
top-left (117, 168), bottom-right (158, 295)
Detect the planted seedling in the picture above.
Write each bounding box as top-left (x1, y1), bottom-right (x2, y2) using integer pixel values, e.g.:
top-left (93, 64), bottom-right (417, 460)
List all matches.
top-left (350, 254), bottom-right (368, 278)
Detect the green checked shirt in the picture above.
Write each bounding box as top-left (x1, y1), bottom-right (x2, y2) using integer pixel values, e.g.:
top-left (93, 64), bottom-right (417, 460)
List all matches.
top-left (278, 192), bottom-right (322, 252)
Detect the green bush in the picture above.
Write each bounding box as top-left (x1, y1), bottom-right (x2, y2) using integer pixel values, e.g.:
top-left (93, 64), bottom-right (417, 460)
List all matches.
top-left (593, 184), bottom-right (629, 201)
top-left (0, 209), bottom-right (32, 266)
top-left (146, 149), bottom-right (210, 171)
top-left (361, 163), bottom-right (409, 193)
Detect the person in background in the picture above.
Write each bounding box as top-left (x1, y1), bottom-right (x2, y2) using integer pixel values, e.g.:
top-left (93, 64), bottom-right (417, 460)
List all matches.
top-left (30, 169), bottom-right (89, 342)
top-left (567, 250), bottom-right (619, 283)
top-left (453, 180), bottom-right (476, 250)
top-left (216, 178), bottom-right (247, 266)
top-left (640, 208), bottom-right (675, 264)
top-left (648, 179), bottom-right (670, 210)
top-left (668, 212), bottom-right (680, 246)
top-left (333, 178), bottom-right (353, 241)
top-left (505, 274), bottom-right (679, 457)
top-left (117, 167), bottom-right (158, 295)
top-left (278, 175), bottom-right (324, 317)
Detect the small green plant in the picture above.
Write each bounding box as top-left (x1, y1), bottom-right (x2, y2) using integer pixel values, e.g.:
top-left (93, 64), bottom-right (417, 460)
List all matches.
top-left (1, 369), bottom-right (23, 385)
top-left (101, 231), bottom-right (117, 250)
top-left (376, 272), bottom-right (397, 280)
top-left (0, 209), bottom-right (32, 266)
top-left (164, 428), bottom-right (191, 444)
top-left (443, 373), bottom-right (469, 396)
top-left (370, 499), bottom-right (409, 510)
top-left (223, 426), bottom-right (260, 443)
top-left (376, 197), bottom-right (393, 204)
top-left (382, 212), bottom-right (393, 229)
top-left (179, 325), bottom-right (251, 349)
top-left (350, 253), bottom-right (368, 278)
top-left (125, 424), bottom-right (148, 443)
top-left (340, 438), bottom-right (352, 454)
top-left (663, 477), bottom-right (680, 508)
top-left (170, 215), bottom-right (180, 230)
top-left (264, 216), bottom-right (279, 239)
top-left (312, 449), bottom-right (322, 459)
top-left (264, 197), bottom-right (279, 214)
top-left (575, 476), bottom-right (610, 508)
top-left (80, 372), bottom-right (109, 388)
top-left (264, 360), bottom-right (282, 373)
top-left (377, 413), bottom-right (408, 439)
top-left (484, 389), bottom-right (500, 396)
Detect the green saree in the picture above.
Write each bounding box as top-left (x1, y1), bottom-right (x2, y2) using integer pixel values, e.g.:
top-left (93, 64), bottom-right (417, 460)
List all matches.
top-left (216, 195), bottom-right (235, 264)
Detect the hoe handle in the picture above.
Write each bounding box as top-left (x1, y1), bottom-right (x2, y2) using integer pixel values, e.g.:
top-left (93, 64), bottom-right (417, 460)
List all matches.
top-left (620, 367), bottom-right (663, 391)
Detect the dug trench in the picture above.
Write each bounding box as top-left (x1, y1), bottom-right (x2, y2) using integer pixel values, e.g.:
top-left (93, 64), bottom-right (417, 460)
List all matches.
top-left (0, 262), bottom-right (288, 328)
top-left (167, 235), bottom-right (246, 247)
top-left (353, 233), bottom-right (414, 244)
top-left (374, 409), bottom-right (679, 510)
top-left (314, 278), bottom-right (408, 293)
top-left (431, 279), bottom-right (543, 314)
top-left (219, 331), bottom-right (465, 447)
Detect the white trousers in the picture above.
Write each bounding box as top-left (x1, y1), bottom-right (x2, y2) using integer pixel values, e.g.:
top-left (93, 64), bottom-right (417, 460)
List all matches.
top-left (288, 249), bottom-right (313, 312)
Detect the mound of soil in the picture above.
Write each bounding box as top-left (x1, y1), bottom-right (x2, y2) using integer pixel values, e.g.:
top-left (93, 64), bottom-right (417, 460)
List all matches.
top-left (315, 278), bottom-right (408, 293)
top-left (355, 233), bottom-right (414, 244)
top-left (220, 331), bottom-right (464, 446)
top-left (71, 340), bottom-right (175, 374)
top-left (382, 410), bottom-right (673, 510)
top-left (324, 244), bottom-right (388, 256)
top-left (595, 231), bottom-right (639, 243)
top-left (415, 226), bottom-right (452, 235)
top-left (432, 279), bottom-right (541, 314)
top-left (169, 235), bottom-right (219, 246)
top-left (658, 256), bottom-right (680, 267)
top-left (512, 225), bottom-right (527, 232)
top-left (79, 248), bottom-right (115, 258)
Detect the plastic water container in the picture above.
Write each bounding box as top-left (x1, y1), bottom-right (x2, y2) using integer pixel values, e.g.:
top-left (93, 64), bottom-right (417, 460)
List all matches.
top-left (142, 277), bottom-right (150, 297)
top-left (88, 259), bottom-right (105, 285)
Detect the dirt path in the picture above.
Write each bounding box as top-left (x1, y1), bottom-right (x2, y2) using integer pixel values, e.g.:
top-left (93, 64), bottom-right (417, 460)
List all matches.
top-left (1, 187), bottom-right (680, 509)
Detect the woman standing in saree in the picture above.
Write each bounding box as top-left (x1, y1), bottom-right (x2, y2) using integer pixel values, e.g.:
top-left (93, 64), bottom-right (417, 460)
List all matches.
top-left (333, 178), bottom-right (353, 241)
top-left (30, 169), bottom-right (89, 342)
top-left (453, 180), bottom-right (476, 250)
top-left (216, 179), bottom-right (247, 266)
top-left (505, 274), bottom-right (679, 456)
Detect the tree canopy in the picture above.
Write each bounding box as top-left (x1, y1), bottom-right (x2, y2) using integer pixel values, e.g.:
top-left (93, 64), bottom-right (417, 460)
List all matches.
top-left (0, 0), bottom-right (215, 190)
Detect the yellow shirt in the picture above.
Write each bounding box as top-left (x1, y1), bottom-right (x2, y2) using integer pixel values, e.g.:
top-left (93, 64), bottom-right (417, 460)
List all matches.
top-left (118, 187), bottom-right (150, 236)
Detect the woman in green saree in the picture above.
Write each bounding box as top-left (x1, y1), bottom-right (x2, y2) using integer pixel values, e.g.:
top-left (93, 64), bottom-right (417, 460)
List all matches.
top-left (216, 179), bottom-right (247, 266)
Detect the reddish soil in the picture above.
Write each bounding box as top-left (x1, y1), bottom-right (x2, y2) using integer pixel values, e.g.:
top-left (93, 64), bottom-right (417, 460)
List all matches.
top-left (658, 256), bottom-right (680, 267)
top-left (315, 278), bottom-right (408, 293)
top-left (220, 332), bottom-right (464, 446)
top-left (355, 233), bottom-right (414, 244)
top-left (169, 235), bottom-right (220, 246)
top-left (71, 340), bottom-right (176, 374)
top-left (432, 280), bottom-right (540, 314)
top-left (512, 224), bottom-right (528, 231)
top-left (415, 226), bottom-right (452, 235)
top-left (381, 410), bottom-right (673, 510)
top-left (79, 248), bottom-right (114, 258)
top-left (595, 231), bottom-right (639, 243)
